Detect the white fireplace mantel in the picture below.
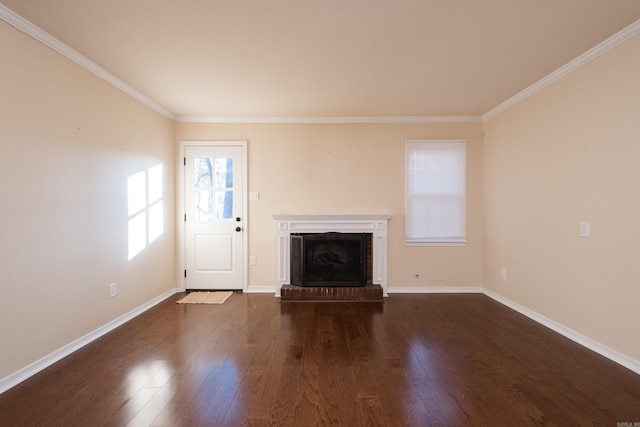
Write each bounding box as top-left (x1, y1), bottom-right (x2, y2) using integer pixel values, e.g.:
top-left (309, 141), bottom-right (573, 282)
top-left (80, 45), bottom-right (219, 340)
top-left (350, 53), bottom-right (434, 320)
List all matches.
top-left (272, 214), bottom-right (391, 297)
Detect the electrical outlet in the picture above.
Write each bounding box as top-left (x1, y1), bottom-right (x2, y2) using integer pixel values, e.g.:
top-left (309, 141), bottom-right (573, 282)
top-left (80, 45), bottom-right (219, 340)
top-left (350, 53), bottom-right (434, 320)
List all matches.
top-left (500, 268), bottom-right (507, 280)
top-left (109, 282), bottom-right (117, 298)
top-left (250, 255), bottom-right (257, 266)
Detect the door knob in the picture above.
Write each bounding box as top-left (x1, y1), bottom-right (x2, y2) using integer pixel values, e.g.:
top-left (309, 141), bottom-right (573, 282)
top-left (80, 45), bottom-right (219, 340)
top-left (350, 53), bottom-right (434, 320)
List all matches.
top-left (235, 227), bottom-right (242, 232)
top-left (235, 217), bottom-right (241, 222)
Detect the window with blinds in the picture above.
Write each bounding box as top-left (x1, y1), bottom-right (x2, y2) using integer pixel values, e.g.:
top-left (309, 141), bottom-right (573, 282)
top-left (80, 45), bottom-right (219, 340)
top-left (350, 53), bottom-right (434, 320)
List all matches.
top-left (405, 140), bottom-right (466, 244)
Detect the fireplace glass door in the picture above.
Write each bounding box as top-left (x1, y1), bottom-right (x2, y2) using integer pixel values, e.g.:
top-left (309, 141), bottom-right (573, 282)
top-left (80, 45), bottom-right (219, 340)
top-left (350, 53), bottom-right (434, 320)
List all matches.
top-left (290, 233), bottom-right (367, 287)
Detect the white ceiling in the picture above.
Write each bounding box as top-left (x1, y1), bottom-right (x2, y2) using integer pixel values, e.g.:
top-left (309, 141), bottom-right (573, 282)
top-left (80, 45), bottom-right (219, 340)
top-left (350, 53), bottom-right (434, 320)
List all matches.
top-left (2, 0), bottom-right (640, 119)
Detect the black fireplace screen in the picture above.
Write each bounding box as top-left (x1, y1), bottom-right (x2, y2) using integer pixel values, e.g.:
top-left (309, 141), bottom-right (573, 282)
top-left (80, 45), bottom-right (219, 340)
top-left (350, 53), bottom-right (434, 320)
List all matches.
top-left (290, 233), bottom-right (367, 287)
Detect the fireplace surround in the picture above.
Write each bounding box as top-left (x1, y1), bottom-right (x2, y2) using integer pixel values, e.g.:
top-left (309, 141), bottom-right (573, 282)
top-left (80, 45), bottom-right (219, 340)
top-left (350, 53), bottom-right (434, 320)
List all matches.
top-left (272, 214), bottom-right (391, 296)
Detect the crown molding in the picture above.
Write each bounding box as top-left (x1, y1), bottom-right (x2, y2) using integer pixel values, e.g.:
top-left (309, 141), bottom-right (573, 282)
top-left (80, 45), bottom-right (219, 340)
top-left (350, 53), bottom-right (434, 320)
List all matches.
top-left (483, 19), bottom-right (640, 121)
top-left (0, 4), bottom-right (176, 120)
top-left (176, 115), bottom-right (482, 124)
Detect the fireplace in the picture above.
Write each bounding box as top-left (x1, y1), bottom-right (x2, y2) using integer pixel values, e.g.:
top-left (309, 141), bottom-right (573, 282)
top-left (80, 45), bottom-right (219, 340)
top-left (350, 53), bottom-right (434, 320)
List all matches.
top-left (290, 233), bottom-right (368, 287)
top-left (272, 214), bottom-right (391, 297)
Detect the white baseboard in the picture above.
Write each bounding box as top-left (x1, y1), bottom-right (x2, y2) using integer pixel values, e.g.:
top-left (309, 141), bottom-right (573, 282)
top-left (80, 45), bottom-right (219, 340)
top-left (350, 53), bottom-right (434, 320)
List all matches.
top-left (388, 286), bottom-right (483, 294)
top-left (0, 287), bottom-right (178, 394)
top-left (245, 286), bottom-right (276, 294)
top-left (482, 288), bottom-right (640, 376)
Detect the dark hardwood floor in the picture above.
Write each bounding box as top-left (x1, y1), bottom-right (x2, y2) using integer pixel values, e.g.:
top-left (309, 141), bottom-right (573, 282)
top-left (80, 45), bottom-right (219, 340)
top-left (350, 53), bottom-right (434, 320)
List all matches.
top-left (0, 293), bottom-right (638, 426)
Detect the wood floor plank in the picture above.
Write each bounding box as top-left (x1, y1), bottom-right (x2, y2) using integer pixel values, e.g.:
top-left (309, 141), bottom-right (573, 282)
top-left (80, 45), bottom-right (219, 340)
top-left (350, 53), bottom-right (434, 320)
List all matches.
top-left (0, 293), bottom-right (639, 426)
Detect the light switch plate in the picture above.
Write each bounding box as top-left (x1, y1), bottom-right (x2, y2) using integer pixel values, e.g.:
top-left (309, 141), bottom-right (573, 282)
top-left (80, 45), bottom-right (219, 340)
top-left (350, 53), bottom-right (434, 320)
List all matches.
top-left (580, 221), bottom-right (590, 238)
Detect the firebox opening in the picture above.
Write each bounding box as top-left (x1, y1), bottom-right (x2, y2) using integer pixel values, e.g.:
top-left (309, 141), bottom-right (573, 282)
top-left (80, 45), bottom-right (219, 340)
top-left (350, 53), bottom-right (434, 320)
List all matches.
top-left (290, 232), bottom-right (369, 287)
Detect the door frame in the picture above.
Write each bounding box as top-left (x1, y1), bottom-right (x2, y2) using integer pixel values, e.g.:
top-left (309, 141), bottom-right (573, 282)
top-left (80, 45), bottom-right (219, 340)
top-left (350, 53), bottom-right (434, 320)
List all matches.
top-left (178, 140), bottom-right (248, 292)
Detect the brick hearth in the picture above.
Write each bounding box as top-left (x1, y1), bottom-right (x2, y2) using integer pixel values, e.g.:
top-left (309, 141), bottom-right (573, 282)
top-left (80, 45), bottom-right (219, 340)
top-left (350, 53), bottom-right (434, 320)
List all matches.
top-left (280, 284), bottom-right (384, 302)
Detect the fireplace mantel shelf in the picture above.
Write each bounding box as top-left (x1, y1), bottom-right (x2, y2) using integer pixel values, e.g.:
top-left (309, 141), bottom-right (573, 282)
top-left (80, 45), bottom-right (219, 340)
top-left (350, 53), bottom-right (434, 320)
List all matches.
top-left (273, 213), bottom-right (392, 221)
top-left (272, 214), bottom-right (391, 297)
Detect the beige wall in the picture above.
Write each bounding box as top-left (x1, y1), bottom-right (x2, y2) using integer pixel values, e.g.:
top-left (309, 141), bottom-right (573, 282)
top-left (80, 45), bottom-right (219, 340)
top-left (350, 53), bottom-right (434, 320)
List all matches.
top-left (175, 121), bottom-right (484, 291)
top-left (0, 21), bottom-right (176, 379)
top-left (483, 33), bottom-right (640, 361)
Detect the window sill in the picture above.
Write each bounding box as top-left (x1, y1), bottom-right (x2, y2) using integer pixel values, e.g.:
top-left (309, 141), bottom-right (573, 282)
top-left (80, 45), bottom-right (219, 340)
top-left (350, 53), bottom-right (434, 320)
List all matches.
top-left (404, 240), bottom-right (467, 247)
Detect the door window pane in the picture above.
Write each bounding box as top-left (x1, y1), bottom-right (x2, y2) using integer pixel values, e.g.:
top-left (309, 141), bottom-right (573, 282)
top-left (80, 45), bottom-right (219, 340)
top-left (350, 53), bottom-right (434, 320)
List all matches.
top-left (215, 190), bottom-right (233, 220)
top-left (194, 157), bottom-right (234, 221)
top-left (195, 158), bottom-right (213, 189)
top-left (195, 190), bottom-right (214, 221)
top-left (215, 157), bottom-right (233, 188)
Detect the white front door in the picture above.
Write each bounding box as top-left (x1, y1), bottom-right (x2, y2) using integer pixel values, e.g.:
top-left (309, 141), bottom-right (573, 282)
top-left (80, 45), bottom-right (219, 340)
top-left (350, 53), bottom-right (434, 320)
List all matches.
top-left (184, 144), bottom-right (244, 290)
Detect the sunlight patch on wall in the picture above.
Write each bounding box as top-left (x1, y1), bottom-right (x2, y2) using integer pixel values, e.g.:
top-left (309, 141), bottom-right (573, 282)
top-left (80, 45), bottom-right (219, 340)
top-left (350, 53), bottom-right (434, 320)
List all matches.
top-left (128, 164), bottom-right (164, 260)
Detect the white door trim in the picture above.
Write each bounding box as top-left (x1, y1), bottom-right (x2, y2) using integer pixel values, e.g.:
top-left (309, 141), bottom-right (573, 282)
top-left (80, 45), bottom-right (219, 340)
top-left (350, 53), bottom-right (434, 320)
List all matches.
top-left (178, 140), bottom-right (248, 292)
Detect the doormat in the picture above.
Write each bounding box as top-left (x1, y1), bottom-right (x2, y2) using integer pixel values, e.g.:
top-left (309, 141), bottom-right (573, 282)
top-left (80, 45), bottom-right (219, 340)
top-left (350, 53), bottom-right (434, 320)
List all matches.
top-left (177, 291), bottom-right (233, 304)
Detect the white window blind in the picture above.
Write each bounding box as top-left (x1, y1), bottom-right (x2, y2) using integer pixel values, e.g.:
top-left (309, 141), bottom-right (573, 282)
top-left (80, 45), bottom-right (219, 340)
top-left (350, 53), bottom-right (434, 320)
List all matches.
top-left (405, 140), bottom-right (466, 243)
